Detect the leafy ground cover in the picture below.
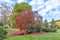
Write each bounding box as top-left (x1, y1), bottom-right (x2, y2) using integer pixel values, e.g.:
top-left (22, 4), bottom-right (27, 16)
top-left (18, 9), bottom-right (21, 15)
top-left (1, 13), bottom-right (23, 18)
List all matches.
top-left (5, 29), bottom-right (60, 40)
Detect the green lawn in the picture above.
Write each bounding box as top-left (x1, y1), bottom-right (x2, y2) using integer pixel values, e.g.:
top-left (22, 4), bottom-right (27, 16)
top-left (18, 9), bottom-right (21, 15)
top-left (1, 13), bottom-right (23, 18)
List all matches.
top-left (5, 29), bottom-right (60, 40)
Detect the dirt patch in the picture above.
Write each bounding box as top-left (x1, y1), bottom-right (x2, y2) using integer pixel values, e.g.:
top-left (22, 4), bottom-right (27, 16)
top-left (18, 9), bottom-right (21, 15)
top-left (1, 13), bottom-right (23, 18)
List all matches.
top-left (9, 31), bottom-right (44, 37)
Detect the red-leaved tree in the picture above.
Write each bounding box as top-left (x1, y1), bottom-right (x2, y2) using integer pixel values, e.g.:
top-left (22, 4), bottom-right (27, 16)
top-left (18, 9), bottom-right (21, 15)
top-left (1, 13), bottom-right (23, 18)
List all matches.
top-left (15, 10), bottom-right (35, 33)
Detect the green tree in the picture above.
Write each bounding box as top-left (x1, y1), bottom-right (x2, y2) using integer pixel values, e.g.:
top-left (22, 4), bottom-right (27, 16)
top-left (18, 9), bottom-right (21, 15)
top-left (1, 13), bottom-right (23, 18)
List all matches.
top-left (51, 19), bottom-right (56, 28)
top-left (0, 22), bottom-right (3, 26)
top-left (13, 2), bottom-right (32, 15)
top-left (8, 2), bottom-right (32, 28)
top-left (0, 2), bottom-right (11, 26)
top-left (42, 19), bottom-right (49, 32)
top-left (50, 19), bottom-right (57, 32)
top-left (0, 28), bottom-right (7, 40)
top-left (44, 19), bottom-right (48, 28)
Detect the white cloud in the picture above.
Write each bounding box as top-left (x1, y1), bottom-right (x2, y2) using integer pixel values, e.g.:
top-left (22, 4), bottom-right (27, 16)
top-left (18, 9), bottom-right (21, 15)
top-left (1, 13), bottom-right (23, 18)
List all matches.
top-left (38, 9), bottom-right (47, 16)
top-left (49, 10), bottom-right (60, 17)
top-left (0, 0), bottom-right (15, 6)
top-left (49, 0), bottom-right (60, 7)
top-left (29, 0), bottom-right (60, 21)
top-left (17, 0), bottom-right (24, 3)
top-left (29, 1), bottom-right (36, 5)
top-left (0, 0), bottom-right (60, 21)
top-left (0, 0), bottom-right (13, 3)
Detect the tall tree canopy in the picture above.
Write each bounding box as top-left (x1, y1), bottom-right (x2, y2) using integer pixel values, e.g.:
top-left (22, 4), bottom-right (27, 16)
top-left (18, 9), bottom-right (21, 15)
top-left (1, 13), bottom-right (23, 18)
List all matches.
top-left (15, 10), bottom-right (35, 29)
top-left (44, 19), bottom-right (48, 28)
top-left (0, 2), bottom-right (11, 26)
top-left (51, 19), bottom-right (56, 28)
top-left (13, 2), bottom-right (32, 15)
top-left (8, 2), bottom-right (32, 27)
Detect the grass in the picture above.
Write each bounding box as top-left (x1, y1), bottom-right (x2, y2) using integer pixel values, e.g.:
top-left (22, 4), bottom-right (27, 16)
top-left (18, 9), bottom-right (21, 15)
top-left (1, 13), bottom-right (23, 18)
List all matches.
top-left (6, 28), bottom-right (19, 36)
top-left (5, 29), bottom-right (60, 40)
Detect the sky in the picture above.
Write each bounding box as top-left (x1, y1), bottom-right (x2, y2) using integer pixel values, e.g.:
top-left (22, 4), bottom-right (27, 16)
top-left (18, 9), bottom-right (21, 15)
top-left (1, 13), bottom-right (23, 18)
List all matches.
top-left (0, 0), bottom-right (60, 22)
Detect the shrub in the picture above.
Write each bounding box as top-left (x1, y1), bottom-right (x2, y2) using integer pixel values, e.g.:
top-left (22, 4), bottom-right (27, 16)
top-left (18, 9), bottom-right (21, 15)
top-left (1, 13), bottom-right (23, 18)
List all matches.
top-left (42, 27), bottom-right (57, 32)
top-left (42, 19), bottom-right (57, 32)
top-left (52, 29), bottom-right (57, 32)
top-left (50, 19), bottom-right (57, 32)
top-left (26, 27), bottom-right (33, 34)
top-left (42, 28), bottom-right (48, 32)
top-left (49, 28), bottom-right (57, 32)
top-left (0, 22), bottom-right (3, 26)
top-left (33, 27), bottom-right (41, 32)
top-left (49, 25), bottom-right (57, 32)
top-left (0, 28), bottom-right (8, 40)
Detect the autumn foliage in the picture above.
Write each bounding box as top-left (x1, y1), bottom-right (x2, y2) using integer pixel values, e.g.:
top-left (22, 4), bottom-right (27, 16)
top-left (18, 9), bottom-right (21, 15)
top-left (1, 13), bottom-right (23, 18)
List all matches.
top-left (9, 10), bottom-right (43, 36)
top-left (15, 10), bottom-right (35, 32)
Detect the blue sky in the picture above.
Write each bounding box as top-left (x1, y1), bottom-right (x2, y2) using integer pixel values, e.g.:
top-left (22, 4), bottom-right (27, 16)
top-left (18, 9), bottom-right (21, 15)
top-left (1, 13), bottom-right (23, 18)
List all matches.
top-left (0, 0), bottom-right (60, 22)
